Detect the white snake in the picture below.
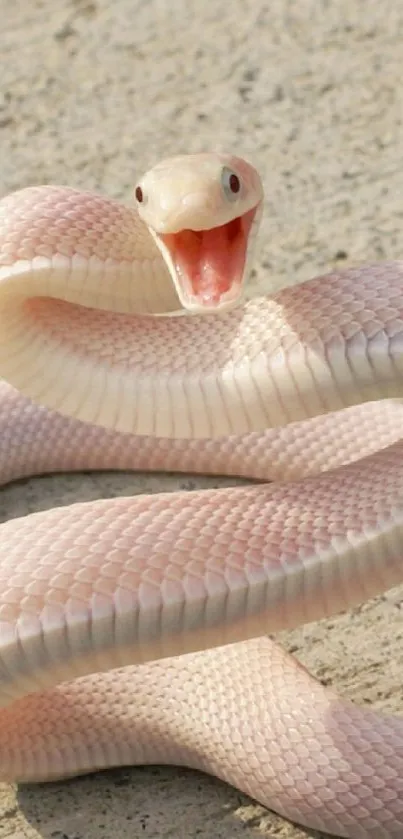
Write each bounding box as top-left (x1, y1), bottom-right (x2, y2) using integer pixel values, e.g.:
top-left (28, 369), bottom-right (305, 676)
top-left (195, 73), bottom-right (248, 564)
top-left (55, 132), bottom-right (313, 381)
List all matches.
top-left (0, 152), bottom-right (403, 838)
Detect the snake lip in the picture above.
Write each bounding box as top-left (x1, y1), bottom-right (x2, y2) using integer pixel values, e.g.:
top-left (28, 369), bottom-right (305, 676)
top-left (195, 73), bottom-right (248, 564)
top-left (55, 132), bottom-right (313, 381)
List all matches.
top-left (151, 204), bottom-right (261, 314)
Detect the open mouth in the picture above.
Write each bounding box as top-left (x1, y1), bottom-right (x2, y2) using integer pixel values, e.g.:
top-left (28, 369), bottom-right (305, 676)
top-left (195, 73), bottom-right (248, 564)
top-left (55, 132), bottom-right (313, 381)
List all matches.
top-left (158, 206), bottom-right (258, 312)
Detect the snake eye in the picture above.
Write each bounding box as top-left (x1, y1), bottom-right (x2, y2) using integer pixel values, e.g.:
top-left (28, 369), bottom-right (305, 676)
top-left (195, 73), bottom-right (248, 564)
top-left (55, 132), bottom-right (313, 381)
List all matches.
top-left (221, 168), bottom-right (241, 200)
top-left (135, 185), bottom-right (144, 203)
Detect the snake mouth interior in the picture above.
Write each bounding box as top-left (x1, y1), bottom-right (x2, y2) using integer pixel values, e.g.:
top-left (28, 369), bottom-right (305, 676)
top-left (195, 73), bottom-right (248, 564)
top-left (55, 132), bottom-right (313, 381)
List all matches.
top-left (157, 206), bottom-right (258, 312)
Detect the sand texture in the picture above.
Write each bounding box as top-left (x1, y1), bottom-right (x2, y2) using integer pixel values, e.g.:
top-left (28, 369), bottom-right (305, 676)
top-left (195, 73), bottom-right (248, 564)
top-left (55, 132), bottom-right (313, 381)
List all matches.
top-left (1, 1), bottom-right (403, 837)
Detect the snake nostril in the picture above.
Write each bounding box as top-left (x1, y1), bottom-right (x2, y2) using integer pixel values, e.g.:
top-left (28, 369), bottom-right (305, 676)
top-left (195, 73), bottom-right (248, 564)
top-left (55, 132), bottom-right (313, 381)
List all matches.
top-left (135, 186), bottom-right (144, 203)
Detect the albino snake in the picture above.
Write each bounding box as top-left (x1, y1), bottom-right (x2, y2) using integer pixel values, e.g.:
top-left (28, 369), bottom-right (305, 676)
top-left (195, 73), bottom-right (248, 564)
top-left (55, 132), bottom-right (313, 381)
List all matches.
top-left (0, 152), bottom-right (403, 838)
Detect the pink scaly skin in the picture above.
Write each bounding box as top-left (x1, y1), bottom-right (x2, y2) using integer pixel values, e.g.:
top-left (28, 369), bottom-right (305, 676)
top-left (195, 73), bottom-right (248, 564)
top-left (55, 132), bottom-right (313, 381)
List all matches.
top-left (1, 153), bottom-right (403, 837)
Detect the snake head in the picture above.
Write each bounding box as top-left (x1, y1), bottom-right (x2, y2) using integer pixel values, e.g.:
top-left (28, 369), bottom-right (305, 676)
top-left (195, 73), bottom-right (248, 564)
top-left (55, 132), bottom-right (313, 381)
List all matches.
top-left (134, 153), bottom-right (263, 314)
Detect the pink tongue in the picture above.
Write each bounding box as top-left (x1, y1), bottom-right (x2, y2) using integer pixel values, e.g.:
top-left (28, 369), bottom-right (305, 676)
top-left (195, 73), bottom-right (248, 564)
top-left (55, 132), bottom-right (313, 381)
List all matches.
top-left (172, 225), bottom-right (241, 305)
top-left (196, 227), bottom-right (233, 303)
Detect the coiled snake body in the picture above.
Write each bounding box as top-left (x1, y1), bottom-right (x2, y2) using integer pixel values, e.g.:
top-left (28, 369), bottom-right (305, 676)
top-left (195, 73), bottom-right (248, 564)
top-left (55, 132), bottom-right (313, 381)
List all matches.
top-left (0, 153), bottom-right (403, 837)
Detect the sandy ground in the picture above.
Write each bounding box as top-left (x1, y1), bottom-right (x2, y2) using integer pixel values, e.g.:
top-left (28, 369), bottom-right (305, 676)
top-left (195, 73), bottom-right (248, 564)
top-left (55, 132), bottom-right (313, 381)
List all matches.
top-left (1, 1), bottom-right (403, 837)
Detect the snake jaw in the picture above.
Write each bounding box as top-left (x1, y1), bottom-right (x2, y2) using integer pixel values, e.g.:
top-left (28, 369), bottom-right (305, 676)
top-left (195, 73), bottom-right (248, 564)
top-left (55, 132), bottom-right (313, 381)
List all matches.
top-left (149, 204), bottom-right (261, 314)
